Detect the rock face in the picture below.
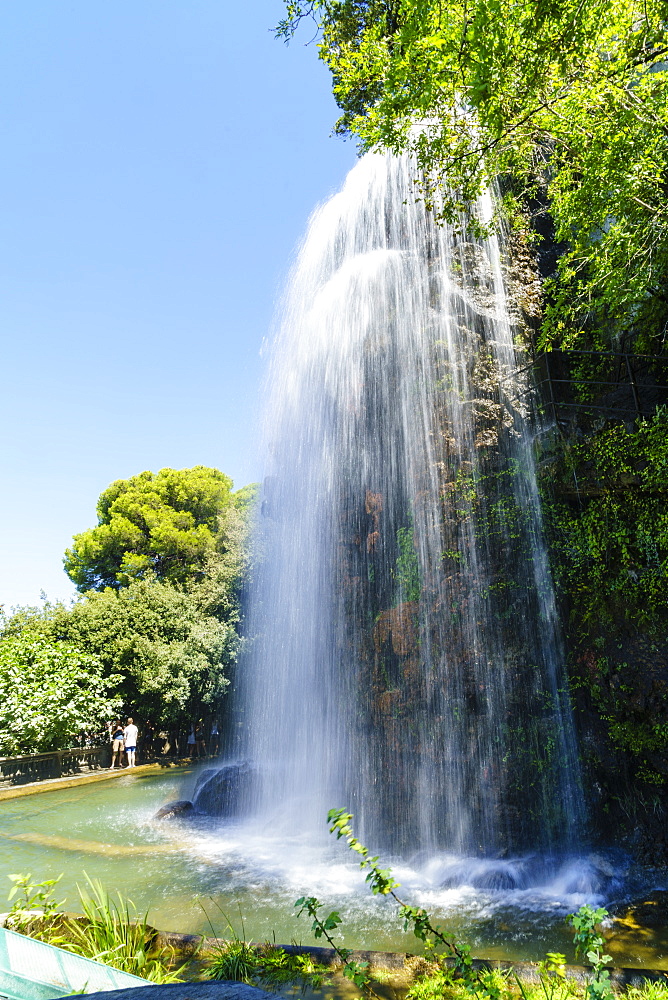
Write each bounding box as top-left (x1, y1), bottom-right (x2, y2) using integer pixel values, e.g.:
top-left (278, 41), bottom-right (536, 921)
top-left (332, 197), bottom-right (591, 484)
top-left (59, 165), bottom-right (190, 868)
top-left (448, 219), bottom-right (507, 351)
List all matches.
top-left (191, 761), bottom-right (254, 818)
top-left (153, 799), bottom-right (194, 820)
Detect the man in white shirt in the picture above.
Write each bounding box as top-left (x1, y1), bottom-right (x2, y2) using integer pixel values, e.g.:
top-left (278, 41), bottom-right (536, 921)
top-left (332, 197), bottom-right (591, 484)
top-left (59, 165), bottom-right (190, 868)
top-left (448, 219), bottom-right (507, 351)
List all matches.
top-left (124, 717), bottom-right (139, 768)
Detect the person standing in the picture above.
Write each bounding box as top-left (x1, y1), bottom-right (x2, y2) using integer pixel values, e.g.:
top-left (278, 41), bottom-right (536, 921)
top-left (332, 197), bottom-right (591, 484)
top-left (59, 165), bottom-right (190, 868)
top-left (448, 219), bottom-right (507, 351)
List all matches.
top-left (124, 717), bottom-right (139, 768)
top-left (109, 720), bottom-right (125, 770)
top-left (195, 722), bottom-right (206, 758)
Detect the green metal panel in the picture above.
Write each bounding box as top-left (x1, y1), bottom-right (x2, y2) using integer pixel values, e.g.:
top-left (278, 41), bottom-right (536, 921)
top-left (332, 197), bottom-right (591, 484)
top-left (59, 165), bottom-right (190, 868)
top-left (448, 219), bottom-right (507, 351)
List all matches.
top-left (0, 926), bottom-right (150, 999)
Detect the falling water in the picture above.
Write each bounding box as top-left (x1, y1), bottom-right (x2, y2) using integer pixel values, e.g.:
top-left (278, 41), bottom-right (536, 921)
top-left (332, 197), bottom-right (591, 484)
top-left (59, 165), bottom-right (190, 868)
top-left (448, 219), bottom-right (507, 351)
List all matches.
top-left (240, 151), bottom-right (583, 860)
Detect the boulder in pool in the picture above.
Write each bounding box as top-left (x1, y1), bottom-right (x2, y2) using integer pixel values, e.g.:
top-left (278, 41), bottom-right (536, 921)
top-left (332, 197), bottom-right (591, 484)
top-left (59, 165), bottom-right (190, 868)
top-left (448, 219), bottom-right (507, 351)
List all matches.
top-left (192, 761), bottom-right (254, 817)
top-left (154, 799), bottom-right (194, 820)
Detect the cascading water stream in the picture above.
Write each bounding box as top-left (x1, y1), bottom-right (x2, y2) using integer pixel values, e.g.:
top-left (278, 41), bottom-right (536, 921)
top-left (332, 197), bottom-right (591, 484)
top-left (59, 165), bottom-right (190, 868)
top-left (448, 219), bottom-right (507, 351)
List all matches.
top-left (239, 150), bottom-right (584, 862)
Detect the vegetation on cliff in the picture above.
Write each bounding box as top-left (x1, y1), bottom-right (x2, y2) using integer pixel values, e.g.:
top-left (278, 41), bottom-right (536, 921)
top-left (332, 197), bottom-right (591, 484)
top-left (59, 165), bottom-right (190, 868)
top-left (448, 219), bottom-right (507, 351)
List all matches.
top-left (278, 0), bottom-right (668, 351)
top-left (278, 0), bottom-right (668, 853)
top-left (545, 411), bottom-right (668, 633)
top-left (540, 410), bottom-right (668, 853)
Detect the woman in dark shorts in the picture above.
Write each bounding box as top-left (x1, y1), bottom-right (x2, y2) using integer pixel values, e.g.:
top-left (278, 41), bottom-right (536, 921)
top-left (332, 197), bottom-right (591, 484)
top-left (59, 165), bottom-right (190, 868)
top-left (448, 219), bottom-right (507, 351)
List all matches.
top-left (110, 720), bottom-right (125, 769)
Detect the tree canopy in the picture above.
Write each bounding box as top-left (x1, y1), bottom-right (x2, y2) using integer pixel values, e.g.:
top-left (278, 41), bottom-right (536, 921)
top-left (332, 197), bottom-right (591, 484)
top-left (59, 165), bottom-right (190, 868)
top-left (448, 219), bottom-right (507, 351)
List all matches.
top-left (1, 468), bottom-right (257, 740)
top-left (5, 579), bottom-right (235, 727)
top-left (64, 466), bottom-right (235, 591)
top-left (0, 634), bottom-right (121, 755)
top-left (279, 0), bottom-right (668, 348)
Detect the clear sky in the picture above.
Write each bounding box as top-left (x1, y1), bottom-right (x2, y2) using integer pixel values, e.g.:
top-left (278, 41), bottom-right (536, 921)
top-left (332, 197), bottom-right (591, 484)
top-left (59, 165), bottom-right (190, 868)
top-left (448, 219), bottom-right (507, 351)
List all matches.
top-left (0, 1), bottom-right (356, 610)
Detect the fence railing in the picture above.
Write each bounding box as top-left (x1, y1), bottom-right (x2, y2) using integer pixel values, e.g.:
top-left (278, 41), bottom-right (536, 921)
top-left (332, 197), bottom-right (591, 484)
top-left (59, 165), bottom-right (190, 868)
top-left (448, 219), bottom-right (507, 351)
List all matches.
top-left (0, 746), bottom-right (111, 787)
top-left (506, 350), bottom-right (668, 428)
top-left (0, 740), bottom-right (220, 789)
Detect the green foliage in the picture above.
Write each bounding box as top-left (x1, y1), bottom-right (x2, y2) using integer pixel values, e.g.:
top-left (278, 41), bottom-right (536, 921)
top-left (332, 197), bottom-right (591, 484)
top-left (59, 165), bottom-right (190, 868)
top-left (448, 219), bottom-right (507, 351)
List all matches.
top-left (6, 873), bottom-right (184, 984)
top-left (206, 936), bottom-right (328, 989)
top-left (0, 634), bottom-right (121, 754)
top-left (2, 475), bottom-right (256, 729)
top-left (408, 967), bottom-right (515, 1000)
top-left (207, 937), bottom-right (258, 984)
top-left (535, 953), bottom-right (571, 1000)
top-left (63, 876), bottom-right (185, 983)
top-left (296, 813), bottom-right (626, 1000)
top-left (7, 873), bottom-right (64, 920)
top-left (296, 809), bottom-right (490, 993)
top-left (395, 903), bottom-right (615, 1000)
top-left (202, 901), bottom-right (328, 989)
top-left (396, 520), bottom-right (421, 602)
top-left (64, 466), bottom-right (236, 590)
top-left (255, 945), bottom-right (328, 989)
top-left (295, 895), bottom-right (371, 989)
top-left (566, 907), bottom-right (613, 1000)
top-left (278, 0), bottom-right (668, 349)
top-left (411, 966), bottom-right (668, 1000)
top-left (545, 411), bottom-right (668, 628)
top-left (327, 807), bottom-right (401, 895)
top-left (625, 985), bottom-right (668, 1000)
top-left (198, 901), bottom-right (255, 983)
top-left (538, 409), bottom-right (668, 793)
top-left (1, 581), bottom-right (233, 727)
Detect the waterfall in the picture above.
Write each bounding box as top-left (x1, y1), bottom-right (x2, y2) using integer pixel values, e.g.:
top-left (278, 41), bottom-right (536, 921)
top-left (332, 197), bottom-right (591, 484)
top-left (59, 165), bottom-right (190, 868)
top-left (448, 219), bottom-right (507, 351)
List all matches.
top-left (241, 151), bottom-right (584, 859)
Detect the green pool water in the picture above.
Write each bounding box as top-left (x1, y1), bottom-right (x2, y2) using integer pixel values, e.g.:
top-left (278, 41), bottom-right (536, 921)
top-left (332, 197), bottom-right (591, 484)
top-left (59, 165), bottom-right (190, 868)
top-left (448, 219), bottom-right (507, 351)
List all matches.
top-left (0, 768), bottom-right (666, 972)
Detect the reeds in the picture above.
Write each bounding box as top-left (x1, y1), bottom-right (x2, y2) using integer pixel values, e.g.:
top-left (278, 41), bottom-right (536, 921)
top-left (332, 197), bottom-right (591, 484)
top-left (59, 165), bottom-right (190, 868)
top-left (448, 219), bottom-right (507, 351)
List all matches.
top-left (59, 875), bottom-right (186, 983)
top-left (199, 899), bottom-right (327, 989)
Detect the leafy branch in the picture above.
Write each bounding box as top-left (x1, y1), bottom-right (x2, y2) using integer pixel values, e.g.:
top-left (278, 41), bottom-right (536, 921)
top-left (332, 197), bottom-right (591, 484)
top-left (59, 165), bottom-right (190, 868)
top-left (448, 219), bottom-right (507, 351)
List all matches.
top-left (296, 808), bottom-right (503, 998)
top-left (566, 905), bottom-right (614, 1000)
top-left (294, 895), bottom-right (374, 993)
top-left (296, 810), bottom-right (620, 1000)
top-left (7, 872), bottom-right (65, 922)
top-left (327, 808), bottom-right (481, 984)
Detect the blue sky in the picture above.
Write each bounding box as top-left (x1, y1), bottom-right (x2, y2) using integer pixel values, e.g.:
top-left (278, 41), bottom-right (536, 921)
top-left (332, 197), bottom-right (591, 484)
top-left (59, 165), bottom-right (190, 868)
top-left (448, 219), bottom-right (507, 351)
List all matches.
top-left (0, 1), bottom-right (356, 609)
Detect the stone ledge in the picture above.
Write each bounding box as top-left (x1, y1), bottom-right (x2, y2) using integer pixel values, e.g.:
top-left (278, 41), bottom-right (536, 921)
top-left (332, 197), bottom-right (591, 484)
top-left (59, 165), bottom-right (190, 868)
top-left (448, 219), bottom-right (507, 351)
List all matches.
top-left (155, 932), bottom-right (668, 987)
top-left (4, 920), bottom-right (667, 995)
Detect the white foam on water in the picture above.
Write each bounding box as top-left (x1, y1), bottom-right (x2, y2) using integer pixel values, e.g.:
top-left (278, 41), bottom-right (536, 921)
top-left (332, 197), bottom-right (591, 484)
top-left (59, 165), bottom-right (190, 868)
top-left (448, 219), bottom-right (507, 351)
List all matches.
top-left (146, 810), bottom-right (619, 922)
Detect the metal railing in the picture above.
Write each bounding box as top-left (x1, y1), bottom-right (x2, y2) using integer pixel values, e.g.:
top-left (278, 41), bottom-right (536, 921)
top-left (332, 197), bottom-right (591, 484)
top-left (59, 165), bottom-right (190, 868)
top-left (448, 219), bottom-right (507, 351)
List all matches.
top-left (0, 746), bottom-right (110, 787)
top-left (510, 350), bottom-right (668, 426)
top-left (0, 740), bottom-right (222, 788)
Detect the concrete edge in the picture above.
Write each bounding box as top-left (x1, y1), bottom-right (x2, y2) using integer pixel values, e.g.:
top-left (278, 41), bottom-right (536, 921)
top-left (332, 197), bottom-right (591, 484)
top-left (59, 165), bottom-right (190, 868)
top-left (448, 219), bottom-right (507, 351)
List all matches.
top-left (0, 760), bottom-right (196, 800)
top-left (3, 920), bottom-right (665, 993)
top-left (155, 932), bottom-right (668, 986)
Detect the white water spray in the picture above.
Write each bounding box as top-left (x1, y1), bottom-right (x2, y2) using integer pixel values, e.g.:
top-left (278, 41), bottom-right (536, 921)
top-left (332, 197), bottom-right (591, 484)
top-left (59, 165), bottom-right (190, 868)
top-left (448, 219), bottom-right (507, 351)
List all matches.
top-left (239, 151), bottom-right (584, 860)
